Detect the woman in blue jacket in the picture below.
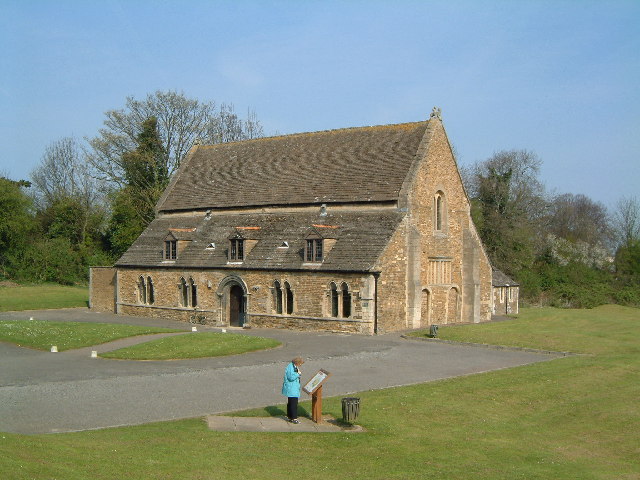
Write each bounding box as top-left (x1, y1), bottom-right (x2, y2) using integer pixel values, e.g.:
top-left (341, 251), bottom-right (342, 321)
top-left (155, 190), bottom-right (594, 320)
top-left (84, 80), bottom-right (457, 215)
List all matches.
top-left (281, 357), bottom-right (304, 423)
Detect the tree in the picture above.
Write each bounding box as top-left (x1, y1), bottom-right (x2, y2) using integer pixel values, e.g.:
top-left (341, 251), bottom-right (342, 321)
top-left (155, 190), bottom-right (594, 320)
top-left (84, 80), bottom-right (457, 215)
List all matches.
top-left (86, 90), bottom-right (263, 189)
top-left (119, 116), bottom-right (168, 217)
top-left (613, 196), bottom-right (640, 248)
top-left (465, 150), bottom-right (547, 218)
top-left (31, 137), bottom-right (101, 208)
top-left (547, 193), bottom-right (613, 248)
top-left (105, 117), bottom-right (168, 257)
top-left (612, 196), bottom-right (640, 283)
top-left (465, 150), bottom-right (548, 275)
top-left (615, 240), bottom-right (640, 278)
top-left (30, 137), bottom-right (107, 248)
top-left (0, 177), bottom-right (37, 278)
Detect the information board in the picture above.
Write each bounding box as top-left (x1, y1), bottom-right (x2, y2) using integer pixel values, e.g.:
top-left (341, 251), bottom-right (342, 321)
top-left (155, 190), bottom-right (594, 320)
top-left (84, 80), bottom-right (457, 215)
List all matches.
top-left (303, 369), bottom-right (331, 395)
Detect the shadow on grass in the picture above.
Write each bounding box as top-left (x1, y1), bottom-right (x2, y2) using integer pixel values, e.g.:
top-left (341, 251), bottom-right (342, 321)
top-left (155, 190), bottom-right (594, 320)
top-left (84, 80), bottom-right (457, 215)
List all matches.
top-left (263, 405), bottom-right (310, 418)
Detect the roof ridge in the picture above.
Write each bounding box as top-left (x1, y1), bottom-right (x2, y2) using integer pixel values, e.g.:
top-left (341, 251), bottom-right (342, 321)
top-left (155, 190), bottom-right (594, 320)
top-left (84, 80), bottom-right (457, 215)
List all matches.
top-left (196, 119), bottom-right (430, 148)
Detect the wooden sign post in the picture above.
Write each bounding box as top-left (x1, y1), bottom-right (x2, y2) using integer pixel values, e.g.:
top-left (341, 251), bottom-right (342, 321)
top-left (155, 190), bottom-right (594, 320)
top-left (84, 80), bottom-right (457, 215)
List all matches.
top-left (302, 369), bottom-right (331, 424)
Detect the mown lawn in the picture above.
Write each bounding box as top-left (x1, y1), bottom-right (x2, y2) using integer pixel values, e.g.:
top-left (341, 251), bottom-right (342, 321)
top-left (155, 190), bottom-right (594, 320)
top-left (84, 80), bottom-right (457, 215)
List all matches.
top-left (100, 332), bottom-right (281, 360)
top-left (0, 284), bottom-right (88, 311)
top-left (0, 305), bottom-right (638, 479)
top-left (0, 320), bottom-right (183, 351)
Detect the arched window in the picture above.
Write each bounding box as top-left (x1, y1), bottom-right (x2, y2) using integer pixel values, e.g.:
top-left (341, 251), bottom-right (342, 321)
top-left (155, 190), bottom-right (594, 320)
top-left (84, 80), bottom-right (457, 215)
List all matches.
top-left (179, 277), bottom-right (188, 307)
top-left (341, 282), bottom-right (351, 318)
top-left (138, 276), bottom-right (147, 304)
top-left (189, 278), bottom-right (197, 307)
top-left (274, 281), bottom-right (283, 314)
top-left (330, 282), bottom-right (339, 317)
top-left (179, 277), bottom-right (198, 307)
top-left (284, 282), bottom-right (294, 315)
top-left (146, 276), bottom-right (154, 305)
top-left (434, 191), bottom-right (447, 232)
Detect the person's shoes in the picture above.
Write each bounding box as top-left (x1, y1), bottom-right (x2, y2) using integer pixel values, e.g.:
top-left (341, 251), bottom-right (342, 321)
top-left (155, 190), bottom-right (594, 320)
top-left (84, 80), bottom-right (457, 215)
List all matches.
top-left (291, 419), bottom-right (300, 424)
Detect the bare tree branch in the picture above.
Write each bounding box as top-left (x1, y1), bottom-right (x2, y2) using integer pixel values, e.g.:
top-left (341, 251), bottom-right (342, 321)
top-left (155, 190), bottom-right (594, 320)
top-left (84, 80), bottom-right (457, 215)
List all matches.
top-left (85, 91), bottom-right (263, 189)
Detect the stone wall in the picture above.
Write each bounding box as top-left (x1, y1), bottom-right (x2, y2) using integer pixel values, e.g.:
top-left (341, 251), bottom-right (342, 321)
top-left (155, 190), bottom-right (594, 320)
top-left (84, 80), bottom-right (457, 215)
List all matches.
top-left (89, 267), bottom-right (117, 313)
top-left (403, 118), bottom-right (493, 325)
top-left (492, 286), bottom-right (519, 316)
top-left (374, 218), bottom-right (410, 332)
top-left (116, 267), bottom-right (377, 334)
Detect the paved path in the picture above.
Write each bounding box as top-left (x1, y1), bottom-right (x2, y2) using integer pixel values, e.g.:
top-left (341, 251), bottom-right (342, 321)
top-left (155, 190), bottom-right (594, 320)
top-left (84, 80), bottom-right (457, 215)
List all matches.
top-left (0, 308), bottom-right (563, 434)
top-left (206, 415), bottom-right (364, 433)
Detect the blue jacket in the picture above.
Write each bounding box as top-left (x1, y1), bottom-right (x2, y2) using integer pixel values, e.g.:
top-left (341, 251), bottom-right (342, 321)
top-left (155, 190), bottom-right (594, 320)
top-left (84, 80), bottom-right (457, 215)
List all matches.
top-left (281, 362), bottom-right (301, 398)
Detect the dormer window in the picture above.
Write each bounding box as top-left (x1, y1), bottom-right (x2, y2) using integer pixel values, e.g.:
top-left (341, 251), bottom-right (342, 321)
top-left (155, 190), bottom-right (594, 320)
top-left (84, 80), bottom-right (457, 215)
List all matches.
top-left (305, 226), bottom-right (337, 263)
top-left (164, 239), bottom-right (177, 260)
top-left (229, 238), bottom-right (244, 261)
top-left (164, 228), bottom-right (196, 261)
top-left (306, 238), bottom-right (323, 262)
top-left (227, 228), bottom-right (259, 262)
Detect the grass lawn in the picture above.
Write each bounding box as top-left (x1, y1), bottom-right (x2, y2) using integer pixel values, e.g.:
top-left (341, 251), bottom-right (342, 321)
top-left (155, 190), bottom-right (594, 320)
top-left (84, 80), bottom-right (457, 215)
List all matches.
top-left (0, 284), bottom-right (89, 311)
top-left (0, 320), bottom-right (183, 351)
top-left (0, 305), bottom-right (638, 479)
top-left (100, 332), bottom-right (281, 360)
top-left (409, 305), bottom-right (638, 355)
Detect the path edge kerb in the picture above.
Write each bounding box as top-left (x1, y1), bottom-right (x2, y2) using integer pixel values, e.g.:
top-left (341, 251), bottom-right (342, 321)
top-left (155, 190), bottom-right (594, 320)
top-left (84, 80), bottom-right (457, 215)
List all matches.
top-left (401, 334), bottom-right (576, 357)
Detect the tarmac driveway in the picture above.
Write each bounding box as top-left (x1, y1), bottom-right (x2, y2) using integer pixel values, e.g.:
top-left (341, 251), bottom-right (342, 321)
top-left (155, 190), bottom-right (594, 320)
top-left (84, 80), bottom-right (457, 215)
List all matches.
top-left (0, 308), bottom-right (561, 434)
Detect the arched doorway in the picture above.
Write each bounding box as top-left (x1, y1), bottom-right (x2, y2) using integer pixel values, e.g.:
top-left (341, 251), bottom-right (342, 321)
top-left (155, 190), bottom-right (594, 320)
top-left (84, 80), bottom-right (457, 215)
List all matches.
top-left (446, 287), bottom-right (459, 324)
top-left (216, 276), bottom-right (248, 327)
top-left (421, 288), bottom-right (431, 326)
top-left (229, 284), bottom-right (246, 327)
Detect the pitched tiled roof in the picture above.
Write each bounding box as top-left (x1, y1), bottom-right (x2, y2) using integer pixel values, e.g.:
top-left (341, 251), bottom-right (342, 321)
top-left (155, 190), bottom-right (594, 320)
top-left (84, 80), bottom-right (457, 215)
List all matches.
top-left (156, 121), bottom-right (429, 212)
top-left (492, 268), bottom-right (519, 286)
top-left (116, 211), bottom-right (405, 272)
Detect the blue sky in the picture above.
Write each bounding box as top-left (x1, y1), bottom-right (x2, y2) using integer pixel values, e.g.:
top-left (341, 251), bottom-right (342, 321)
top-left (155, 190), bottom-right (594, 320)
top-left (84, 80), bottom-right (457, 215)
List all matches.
top-left (1, 0), bottom-right (638, 208)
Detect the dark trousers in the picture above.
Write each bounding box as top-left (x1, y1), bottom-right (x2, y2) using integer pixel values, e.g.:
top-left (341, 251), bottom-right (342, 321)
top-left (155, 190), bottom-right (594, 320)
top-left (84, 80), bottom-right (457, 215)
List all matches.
top-left (286, 397), bottom-right (298, 420)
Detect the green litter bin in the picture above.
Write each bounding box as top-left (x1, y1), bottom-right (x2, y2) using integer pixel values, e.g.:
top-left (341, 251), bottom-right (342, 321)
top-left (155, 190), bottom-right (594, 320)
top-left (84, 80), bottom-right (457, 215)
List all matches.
top-left (429, 324), bottom-right (439, 337)
top-left (342, 397), bottom-right (360, 423)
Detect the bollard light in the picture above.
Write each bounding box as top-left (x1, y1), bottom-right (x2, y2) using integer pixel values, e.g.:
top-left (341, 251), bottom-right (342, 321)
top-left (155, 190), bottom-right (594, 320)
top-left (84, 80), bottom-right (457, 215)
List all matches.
top-left (91, 351), bottom-right (98, 358)
top-left (50, 346), bottom-right (58, 353)
top-left (192, 326), bottom-right (198, 332)
top-left (221, 329), bottom-right (227, 333)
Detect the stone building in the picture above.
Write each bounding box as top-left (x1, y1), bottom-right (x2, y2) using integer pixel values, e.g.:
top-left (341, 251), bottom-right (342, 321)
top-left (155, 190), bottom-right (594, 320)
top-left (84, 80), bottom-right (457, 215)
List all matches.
top-left (90, 108), bottom-right (494, 334)
top-left (492, 268), bottom-right (520, 316)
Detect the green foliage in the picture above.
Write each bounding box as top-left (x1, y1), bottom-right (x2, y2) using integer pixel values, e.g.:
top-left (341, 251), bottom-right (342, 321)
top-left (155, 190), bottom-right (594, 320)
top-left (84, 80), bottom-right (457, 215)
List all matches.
top-left (38, 195), bottom-right (107, 248)
top-left (465, 150), bottom-right (638, 310)
top-left (121, 116), bottom-right (168, 191)
top-left (106, 187), bottom-right (149, 257)
top-left (517, 260), bottom-right (639, 308)
top-left (8, 237), bottom-right (86, 285)
top-left (106, 117), bottom-right (169, 256)
top-left (468, 150), bottom-right (544, 277)
top-left (0, 177), bottom-right (37, 276)
top-left (615, 239), bottom-right (640, 277)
